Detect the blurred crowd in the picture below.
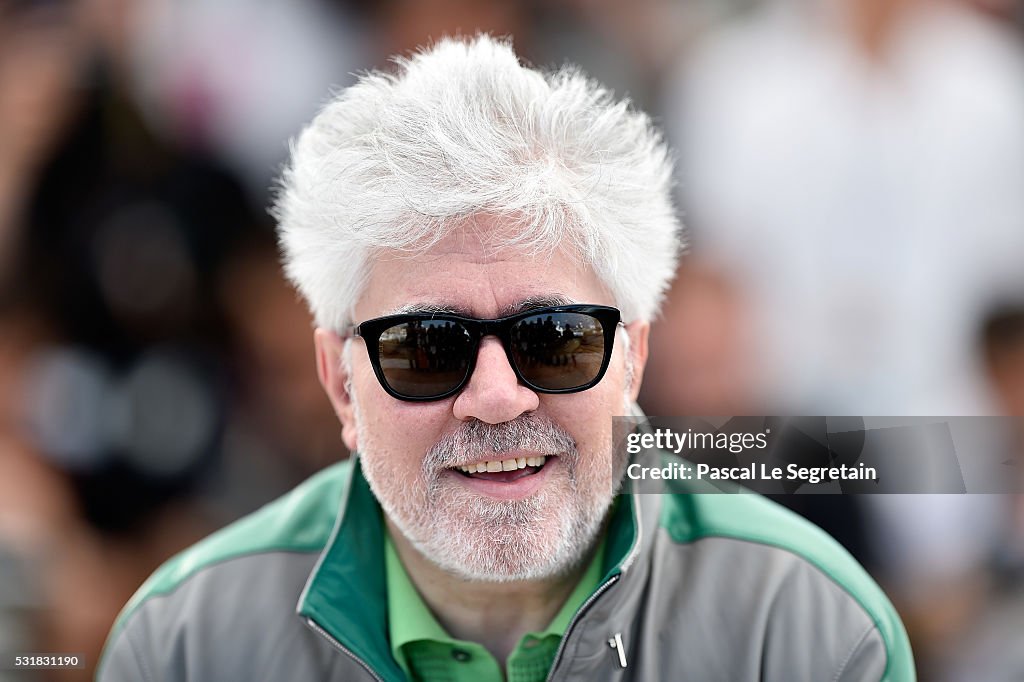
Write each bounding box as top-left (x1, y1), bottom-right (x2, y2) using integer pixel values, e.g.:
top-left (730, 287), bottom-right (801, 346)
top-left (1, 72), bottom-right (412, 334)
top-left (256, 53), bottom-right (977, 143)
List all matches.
top-left (0, 0), bottom-right (1022, 679)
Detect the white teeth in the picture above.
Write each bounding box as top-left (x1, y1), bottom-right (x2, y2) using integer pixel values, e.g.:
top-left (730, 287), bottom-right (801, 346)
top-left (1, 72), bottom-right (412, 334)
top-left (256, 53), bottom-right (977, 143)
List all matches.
top-left (457, 456), bottom-right (547, 474)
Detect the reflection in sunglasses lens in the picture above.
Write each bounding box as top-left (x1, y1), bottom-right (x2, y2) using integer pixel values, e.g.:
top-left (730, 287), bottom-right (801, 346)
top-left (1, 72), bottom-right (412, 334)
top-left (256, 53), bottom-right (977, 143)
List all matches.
top-left (379, 320), bottom-right (473, 397)
top-left (374, 311), bottom-right (608, 398)
top-left (510, 313), bottom-right (605, 390)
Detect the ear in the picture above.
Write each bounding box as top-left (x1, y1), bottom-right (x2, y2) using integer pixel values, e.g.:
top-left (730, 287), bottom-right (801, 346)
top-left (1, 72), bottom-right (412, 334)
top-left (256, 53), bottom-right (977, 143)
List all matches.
top-left (624, 320), bottom-right (650, 402)
top-left (314, 328), bottom-right (359, 452)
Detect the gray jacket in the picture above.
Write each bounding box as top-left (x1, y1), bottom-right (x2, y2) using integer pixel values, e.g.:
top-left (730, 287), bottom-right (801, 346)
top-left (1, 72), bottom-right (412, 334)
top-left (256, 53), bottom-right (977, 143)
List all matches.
top-left (98, 455), bottom-right (914, 681)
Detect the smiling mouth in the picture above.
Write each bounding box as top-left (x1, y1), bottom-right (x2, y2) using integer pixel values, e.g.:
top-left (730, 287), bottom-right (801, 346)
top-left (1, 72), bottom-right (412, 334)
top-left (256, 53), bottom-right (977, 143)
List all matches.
top-left (452, 456), bottom-right (550, 483)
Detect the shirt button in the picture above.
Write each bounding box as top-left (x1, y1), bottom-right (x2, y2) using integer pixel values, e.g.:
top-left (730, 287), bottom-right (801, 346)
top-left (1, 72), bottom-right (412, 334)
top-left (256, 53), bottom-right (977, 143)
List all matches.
top-left (451, 649), bottom-right (471, 662)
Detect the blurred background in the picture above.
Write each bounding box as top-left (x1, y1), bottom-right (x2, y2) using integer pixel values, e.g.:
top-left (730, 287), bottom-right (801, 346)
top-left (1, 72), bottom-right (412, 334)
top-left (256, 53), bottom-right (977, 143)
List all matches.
top-left (0, 0), bottom-right (1022, 678)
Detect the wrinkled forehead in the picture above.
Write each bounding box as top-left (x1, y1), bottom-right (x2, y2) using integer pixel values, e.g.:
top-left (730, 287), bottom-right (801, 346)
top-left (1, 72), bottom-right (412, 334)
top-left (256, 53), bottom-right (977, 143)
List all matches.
top-left (353, 222), bottom-right (612, 321)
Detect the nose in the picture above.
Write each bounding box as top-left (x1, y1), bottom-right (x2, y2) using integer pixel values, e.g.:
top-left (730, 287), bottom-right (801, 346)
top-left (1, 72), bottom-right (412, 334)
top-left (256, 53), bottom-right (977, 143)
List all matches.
top-left (452, 337), bottom-right (539, 424)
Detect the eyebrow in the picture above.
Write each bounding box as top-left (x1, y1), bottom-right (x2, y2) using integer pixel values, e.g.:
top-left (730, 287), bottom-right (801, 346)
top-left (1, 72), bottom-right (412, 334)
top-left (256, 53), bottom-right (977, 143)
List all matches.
top-left (502, 295), bottom-right (573, 316)
top-left (389, 294), bottom-right (574, 318)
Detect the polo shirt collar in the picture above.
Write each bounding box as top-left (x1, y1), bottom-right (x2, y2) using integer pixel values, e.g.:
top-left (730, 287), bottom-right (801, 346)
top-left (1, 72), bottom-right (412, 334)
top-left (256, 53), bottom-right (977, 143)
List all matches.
top-left (384, 529), bottom-right (606, 675)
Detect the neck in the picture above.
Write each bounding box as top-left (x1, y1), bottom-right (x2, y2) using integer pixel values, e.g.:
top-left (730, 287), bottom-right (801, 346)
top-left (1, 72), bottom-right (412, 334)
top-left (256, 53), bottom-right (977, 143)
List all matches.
top-left (387, 517), bottom-right (600, 663)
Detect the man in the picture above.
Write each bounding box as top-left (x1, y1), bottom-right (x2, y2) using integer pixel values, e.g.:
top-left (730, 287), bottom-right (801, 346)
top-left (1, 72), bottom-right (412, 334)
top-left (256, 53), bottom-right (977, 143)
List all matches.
top-left (99, 35), bottom-right (914, 681)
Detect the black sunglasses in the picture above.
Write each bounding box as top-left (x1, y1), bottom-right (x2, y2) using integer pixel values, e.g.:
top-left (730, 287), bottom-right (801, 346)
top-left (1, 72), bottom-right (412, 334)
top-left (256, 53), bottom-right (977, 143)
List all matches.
top-left (349, 305), bottom-right (622, 401)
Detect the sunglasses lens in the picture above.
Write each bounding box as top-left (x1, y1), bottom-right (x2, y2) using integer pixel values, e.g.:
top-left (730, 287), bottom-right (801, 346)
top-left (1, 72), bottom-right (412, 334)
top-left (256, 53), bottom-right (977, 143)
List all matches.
top-left (377, 320), bottom-right (473, 398)
top-left (510, 312), bottom-right (608, 391)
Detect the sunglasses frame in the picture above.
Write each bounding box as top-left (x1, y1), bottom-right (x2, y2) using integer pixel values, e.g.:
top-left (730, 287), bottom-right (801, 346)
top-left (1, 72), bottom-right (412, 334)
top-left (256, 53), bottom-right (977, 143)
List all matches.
top-left (350, 304), bottom-right (623, 402)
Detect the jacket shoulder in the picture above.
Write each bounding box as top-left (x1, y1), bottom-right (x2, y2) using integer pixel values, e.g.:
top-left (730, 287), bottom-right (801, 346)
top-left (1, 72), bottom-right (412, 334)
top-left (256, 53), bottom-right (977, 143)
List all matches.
top-left (658, 491), bottom-right (914, 680)
top-left (109, 459), bottom-right (352, 635)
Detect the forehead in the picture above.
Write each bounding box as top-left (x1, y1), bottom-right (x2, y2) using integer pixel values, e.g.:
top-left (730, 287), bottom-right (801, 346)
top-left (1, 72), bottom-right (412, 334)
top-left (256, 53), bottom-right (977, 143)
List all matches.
top-left (354, 222), bottom-right (613, 320)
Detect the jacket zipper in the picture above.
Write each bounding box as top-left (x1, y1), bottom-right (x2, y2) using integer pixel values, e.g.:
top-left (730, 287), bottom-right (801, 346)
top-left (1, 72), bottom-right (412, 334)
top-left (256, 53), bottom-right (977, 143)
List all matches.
top-left (304, 616), bottom-right (387, 682)
top-left (544, 574), bottom-right (621, 682)
top-left (307, 575), bottom-right (621, 682)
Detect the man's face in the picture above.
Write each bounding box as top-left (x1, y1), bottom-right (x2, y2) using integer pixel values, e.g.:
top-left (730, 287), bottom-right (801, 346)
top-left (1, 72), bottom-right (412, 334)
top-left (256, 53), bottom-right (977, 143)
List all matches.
top-left (316, 222), bottom-right (648, 582)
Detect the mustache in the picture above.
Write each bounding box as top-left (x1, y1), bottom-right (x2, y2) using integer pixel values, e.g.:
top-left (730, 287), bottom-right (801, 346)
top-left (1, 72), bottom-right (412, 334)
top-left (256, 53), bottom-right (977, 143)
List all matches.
top-left (423, 414), bottom-right (578, 472)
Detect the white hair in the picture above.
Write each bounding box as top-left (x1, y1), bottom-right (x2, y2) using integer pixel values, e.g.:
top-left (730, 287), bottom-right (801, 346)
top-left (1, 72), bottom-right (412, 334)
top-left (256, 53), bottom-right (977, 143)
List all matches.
top-left (274, 34), bottom-right (682, 330)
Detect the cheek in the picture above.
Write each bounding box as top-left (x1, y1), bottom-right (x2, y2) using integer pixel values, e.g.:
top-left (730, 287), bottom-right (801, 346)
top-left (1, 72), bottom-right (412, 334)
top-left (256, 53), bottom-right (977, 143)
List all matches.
top-left (559, 365), bottom-right (630, 476)
top-left (547, 390), bottom-right (619, 454)
top-left (353, 373), bottom-right (452, 468)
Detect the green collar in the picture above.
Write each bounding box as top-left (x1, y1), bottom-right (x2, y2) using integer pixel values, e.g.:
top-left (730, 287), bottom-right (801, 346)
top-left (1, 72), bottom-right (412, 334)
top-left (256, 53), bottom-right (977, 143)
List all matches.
top-left (297, 456), bottom-right (638, 682)
top-left (384, 529), bottom-right (605, 679)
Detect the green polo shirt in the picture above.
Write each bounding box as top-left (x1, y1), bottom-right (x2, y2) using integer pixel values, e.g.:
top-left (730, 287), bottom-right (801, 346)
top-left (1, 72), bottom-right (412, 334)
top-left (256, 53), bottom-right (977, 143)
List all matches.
top-left (384, 533), bottom-right (605, 682)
